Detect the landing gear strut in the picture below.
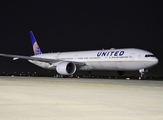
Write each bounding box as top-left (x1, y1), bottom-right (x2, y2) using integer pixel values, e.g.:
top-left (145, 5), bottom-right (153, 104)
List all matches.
top-left (139, 69), bottom-right (148, 80)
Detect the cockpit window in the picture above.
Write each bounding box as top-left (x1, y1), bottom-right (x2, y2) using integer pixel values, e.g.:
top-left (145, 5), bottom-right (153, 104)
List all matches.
top-left (145, 54), bottom-right (155, 57)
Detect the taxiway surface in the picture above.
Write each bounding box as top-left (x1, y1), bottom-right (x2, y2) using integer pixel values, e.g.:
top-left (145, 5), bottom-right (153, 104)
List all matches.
top-left (0, 76), bottom-right (163, 120)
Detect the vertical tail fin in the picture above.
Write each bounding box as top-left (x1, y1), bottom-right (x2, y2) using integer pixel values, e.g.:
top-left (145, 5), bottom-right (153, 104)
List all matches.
top-left (29, 31), bottom-right (42, 55)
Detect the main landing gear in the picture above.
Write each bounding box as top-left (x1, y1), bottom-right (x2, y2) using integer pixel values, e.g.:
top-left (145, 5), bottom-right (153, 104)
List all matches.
top-left (139, 69), bottom-right (148, 80)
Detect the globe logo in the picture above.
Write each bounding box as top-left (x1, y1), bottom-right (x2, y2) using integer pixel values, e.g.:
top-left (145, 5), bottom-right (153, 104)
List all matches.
top-left (33, 42), bottom-right (41, 55)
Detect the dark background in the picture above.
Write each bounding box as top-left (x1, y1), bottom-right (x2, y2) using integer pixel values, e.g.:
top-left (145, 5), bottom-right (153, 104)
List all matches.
top-left (0, 1), bottom-right (162, 76)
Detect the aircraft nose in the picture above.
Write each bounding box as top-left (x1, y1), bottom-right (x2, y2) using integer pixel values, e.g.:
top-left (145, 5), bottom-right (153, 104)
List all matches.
top-left (144, 57), bottom-right (158, 68)
top-left (150, 57), bottom-right (159, 66)
top-left (154, 57), bottom-right (159, 65)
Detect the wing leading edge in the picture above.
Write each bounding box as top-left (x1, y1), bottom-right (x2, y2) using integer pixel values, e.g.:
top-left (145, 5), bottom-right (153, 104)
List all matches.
top-left (0, 53), bottom-right (85, 66)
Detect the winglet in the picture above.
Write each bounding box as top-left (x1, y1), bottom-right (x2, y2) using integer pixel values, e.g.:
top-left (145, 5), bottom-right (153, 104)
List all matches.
top-left (29, 31), bottom-right (42, 55)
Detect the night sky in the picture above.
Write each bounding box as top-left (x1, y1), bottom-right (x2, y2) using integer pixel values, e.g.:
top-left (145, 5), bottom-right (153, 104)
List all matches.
top-left (0, 1), bottom-right (162, 76)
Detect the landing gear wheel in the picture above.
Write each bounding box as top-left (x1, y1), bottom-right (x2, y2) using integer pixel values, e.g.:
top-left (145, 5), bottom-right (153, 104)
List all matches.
top-left (139, 72), bottom-right (144, 80)
top-left (139, 69), bottom-right (148, 80)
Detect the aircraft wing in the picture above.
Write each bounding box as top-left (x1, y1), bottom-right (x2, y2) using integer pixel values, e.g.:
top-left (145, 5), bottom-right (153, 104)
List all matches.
top-left (0, 53), bottom-right (85, 66)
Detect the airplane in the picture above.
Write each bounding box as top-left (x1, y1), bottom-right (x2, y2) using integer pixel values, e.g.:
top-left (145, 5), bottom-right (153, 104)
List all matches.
top-left (0, 31), bottom-right (158, 79)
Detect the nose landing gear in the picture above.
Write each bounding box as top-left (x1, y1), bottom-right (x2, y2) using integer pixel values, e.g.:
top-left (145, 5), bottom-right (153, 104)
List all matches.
top-left (139, 69), bottom-right (148, 80)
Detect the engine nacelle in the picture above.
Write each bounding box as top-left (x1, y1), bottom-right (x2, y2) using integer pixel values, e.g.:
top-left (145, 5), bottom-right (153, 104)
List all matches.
top-left (56, 62), bottom-right (76, 75)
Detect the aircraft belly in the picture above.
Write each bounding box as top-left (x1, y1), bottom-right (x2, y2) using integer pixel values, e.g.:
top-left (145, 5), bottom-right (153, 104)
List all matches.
top-left (82, 61), bottom-right (149, 71)
top-left (83, 62), bottom-right (118, 70)
top-left (122, 61), bottom-right (146, 70)
top-left (115, 62), bottom-right (125, 70)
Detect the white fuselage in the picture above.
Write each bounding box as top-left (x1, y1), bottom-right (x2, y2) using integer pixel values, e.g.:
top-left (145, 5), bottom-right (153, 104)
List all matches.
top-left (29, 48), bottom-right (158, 71)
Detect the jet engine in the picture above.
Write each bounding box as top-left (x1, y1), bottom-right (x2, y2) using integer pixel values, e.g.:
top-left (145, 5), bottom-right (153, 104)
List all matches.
top-left (56, 62), bottom-right (76, 75)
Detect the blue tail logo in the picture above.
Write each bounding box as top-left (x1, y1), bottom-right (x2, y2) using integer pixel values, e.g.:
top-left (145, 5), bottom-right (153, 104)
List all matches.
top-left (29, 31), bottom-right (42, 55)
